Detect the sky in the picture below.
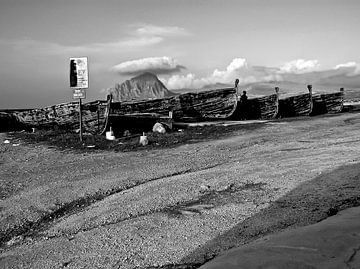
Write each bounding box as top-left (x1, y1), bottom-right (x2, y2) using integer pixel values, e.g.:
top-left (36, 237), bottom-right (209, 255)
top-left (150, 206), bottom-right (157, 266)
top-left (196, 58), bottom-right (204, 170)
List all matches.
top-left (0, 0), bottom-right (360, 108)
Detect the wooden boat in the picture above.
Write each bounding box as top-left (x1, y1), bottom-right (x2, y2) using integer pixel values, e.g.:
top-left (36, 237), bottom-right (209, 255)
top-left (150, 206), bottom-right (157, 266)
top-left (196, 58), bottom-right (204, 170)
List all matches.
top-left (11, 97), bottom-right (111, 134)
top-left (110, 95), bottom-right (183, 119)
top-left (278, 86), bottom-right (313, 117)
top-left (311, 88), bottom-right (344, 115)
top-left (178, 87), bottom-right (238, 121)
top-left (110, 87), bottom-right (238, 122)
top-left (231, 89), bottom-right (279, 120)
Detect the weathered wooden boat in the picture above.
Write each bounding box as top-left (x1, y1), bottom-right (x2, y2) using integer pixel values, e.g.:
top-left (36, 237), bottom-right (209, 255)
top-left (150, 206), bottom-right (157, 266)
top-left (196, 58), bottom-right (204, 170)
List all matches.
top-left (311, 88), bottom-right (344, 115)
top-left (231, 89), bottom-right (279, 120)
top-left (110, 95), bottom-right (183, 119)
top-left (178, 87), bottom-right (238, 121)
top-left (277, 86), bottom-right (313, 117)
top-left (110, 87), bottom-right (238, 122)
top-left (11, 97), bottom-right (111, 134)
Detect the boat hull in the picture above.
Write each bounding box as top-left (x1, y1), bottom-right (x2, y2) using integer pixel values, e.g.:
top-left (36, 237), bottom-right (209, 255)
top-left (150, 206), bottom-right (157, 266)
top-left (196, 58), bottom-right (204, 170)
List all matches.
top-left (311, 91), bottom-right (344, 115)
top-left (231, 93), bottom-right (279, 120)
top-left (110, 88), bottom-right (238, 122)
top-left (278, 93), bottom-right (312, 117)
top-left (11, 99), bottom-right (111, 134)
top-left (178, 88), bottom-right (237, 121)
top-left (110, 96), bottom-right (183, 119)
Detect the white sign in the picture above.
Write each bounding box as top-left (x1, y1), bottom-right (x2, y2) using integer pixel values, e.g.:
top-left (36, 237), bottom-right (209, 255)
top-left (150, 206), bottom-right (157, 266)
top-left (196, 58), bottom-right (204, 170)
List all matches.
top-left (73, 89), bottom-right (86, 99)
top-left (70, 57), bottom-right (89, 89)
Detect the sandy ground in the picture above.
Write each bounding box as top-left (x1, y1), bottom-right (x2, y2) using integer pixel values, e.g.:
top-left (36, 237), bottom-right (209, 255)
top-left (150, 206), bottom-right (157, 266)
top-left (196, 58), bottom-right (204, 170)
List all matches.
top-left (1, 113), bottom-right (360, 268)
top-left (200, 206), bottom-right (360, 269)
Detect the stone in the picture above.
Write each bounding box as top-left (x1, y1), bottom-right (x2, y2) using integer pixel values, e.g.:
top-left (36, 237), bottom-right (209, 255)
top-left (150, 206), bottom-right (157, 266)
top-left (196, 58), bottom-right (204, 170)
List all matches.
top-left (152, 122), bottom-right (166, 134)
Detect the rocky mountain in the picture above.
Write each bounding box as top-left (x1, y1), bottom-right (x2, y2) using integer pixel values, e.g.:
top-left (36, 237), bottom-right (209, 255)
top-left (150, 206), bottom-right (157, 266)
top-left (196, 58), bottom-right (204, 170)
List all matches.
top-left (108, 72), bottom-right (177, 102)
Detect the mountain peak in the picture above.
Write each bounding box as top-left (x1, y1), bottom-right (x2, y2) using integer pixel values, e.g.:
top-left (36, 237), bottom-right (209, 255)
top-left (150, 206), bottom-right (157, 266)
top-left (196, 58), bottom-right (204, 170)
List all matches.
top-left (132, 72), bottom-right (158, 81)
top-left (108, 73), bottom-right (176, 102)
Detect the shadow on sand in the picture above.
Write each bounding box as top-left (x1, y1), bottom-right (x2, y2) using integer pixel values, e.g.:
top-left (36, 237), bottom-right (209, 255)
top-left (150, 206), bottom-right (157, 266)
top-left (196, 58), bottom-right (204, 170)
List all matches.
top-left (155, 162), bottom-right (360, 268)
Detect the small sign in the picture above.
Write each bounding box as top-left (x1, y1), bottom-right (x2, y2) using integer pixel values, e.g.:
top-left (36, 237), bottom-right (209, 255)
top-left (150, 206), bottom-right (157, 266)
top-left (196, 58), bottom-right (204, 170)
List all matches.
top-left (73, 88), bottom-right (86, 99)
top-left (70, 57), bottom-right (89, 89)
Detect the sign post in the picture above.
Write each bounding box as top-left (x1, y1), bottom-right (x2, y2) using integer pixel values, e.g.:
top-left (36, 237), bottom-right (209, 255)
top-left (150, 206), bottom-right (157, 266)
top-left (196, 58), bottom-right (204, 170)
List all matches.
top-left (70, 57), bottom-right (89, 142)
top-left (78, 98), bottom-right (83, 141)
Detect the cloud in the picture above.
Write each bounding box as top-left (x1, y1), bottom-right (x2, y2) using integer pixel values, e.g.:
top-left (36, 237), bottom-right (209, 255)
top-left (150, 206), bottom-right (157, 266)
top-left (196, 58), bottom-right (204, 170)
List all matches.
top-left (110, 56), bottom-right (360, 91)
top-left (335, 62), bottom-right (357, 69)
top-left (212, 58), bottom-right (248, 79)
top-left (0, 24), bottom-right (190, 56)
top-left (334, 61), bottom-right (360, 76)
top-left (0, 36), bottom-right (164, 56)
top-left (135, 24), bottom-right (190, 37)
top-left (111, 56), bottom-right (185, 75)
top-left (161, 58), bottom-right (359, 90)
top-left (164, 73), bottom-right (199, 89)
top-left (279, 59), bottom-right (320, 74)
top-left (162, 58), bottom-right (282, 89)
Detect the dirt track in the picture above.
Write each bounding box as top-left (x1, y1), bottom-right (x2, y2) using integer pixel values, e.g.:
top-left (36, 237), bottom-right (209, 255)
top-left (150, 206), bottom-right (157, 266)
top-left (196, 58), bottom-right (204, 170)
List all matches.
top-left (1, 113), bottom-right (360, 268)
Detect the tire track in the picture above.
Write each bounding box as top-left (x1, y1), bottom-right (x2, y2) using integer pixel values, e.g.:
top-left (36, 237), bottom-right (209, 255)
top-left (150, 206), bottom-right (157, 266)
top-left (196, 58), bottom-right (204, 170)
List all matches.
top-left (0, 161), bottom-right (228, 248)
top-left (47, 182), bottom-right (267, 240)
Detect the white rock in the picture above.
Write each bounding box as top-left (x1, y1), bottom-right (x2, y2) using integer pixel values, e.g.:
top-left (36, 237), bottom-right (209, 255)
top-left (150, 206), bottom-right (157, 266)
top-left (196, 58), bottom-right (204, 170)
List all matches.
top-left (152, 123), bottom-right (166, 134)
top-left (6, 236), bottom-right (23, 246)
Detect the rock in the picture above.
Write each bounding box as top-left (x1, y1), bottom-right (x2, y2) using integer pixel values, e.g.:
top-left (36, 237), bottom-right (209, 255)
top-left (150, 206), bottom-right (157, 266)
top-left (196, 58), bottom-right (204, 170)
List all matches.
top-left (200, 184), bottom-right (211, 193)
top-left (152, 123), bottom-right (166, 134)
top-left (6, 235), bottom-right (23, 247)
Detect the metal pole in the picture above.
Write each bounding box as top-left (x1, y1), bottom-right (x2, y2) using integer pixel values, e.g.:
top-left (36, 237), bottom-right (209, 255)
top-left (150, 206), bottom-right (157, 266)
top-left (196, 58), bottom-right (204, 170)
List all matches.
top-left (97, 102), bottom-right (100, 133)
top-left (79, 97), bottom-right (83, 142)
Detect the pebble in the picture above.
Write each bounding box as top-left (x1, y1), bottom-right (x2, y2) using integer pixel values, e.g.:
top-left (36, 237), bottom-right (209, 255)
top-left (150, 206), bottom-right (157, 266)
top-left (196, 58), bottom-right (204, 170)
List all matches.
top-left (6, 236), bottom-right (23, 246)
